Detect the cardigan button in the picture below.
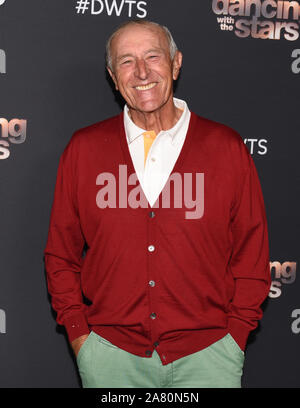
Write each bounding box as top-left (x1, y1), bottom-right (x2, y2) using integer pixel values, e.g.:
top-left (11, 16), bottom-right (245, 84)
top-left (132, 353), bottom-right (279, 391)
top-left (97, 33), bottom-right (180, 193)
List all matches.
top-left (145, 350), bottom-right (152, 356)
top-left (149, 280), bottom-right (155, 287)
top-left (149, 211), bottom-right (155, 218)
top-left (150, 312), bottom-right (156, 319)
top-left (148, 245), bottom-right (155, 252)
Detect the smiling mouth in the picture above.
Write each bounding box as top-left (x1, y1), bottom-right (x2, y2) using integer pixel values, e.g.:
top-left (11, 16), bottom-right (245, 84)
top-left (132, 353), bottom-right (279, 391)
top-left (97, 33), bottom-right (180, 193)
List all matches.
top-left (134, 82), bottom-right (157, 91)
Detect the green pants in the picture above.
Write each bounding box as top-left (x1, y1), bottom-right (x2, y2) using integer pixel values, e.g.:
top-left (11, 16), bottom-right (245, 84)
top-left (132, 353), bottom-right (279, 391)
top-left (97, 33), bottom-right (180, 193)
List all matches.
top-left (76, 331), bottom-right (244, 388)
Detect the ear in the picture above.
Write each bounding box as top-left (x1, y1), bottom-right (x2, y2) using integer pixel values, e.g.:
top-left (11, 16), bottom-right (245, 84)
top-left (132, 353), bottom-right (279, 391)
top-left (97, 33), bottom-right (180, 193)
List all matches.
top-left (172, 51), bottom-right (183, 81)
top-left (107, 66), bottom-right (119, 91)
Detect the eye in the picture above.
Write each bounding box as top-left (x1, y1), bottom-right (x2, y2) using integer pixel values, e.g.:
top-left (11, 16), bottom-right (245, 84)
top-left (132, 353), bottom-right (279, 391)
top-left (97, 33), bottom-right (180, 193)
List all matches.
top-left (121, 59), bottom-right (133, 66)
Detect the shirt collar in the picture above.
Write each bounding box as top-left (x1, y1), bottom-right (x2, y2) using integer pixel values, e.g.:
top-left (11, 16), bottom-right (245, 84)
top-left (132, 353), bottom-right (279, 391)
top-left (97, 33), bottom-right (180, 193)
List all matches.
top-left (123, 97), bottom-right (190, 146)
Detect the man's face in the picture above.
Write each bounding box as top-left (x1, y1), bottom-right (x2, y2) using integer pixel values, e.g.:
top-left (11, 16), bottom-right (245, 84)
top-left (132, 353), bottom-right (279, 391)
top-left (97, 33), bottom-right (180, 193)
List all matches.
top-left (107, 24), bottom-right (182, 114)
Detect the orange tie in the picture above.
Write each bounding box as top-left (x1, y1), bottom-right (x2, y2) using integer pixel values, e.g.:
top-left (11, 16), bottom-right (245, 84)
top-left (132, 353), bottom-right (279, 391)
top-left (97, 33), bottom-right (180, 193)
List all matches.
top-left (143, 130), bottom-right (157, 166)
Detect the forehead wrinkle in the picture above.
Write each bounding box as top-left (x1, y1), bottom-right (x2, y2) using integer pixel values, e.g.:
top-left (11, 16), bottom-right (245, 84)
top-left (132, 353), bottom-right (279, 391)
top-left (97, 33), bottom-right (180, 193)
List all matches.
top-left (112, 25), bottom-right (168, 52)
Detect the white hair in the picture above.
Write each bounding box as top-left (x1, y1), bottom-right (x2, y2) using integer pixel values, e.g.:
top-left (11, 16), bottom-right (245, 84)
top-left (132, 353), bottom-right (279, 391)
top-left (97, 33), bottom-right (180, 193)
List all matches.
top-left (105, 20), bottom-right (178, 72)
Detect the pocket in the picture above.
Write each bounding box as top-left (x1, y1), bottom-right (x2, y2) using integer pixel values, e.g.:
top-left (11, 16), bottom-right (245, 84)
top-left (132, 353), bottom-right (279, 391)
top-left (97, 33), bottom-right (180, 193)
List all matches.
top-left (225, 334), bottom-right (244, 359)
top-left (76, 331), bottom-right (94, 365)
top-left (93, 333), bottom-right (119, 350)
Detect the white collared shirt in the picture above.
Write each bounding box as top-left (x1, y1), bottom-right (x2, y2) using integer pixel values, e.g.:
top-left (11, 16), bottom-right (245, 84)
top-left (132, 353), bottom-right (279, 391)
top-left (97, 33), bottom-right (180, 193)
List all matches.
top-left (124, 97), bottom-right (191, 207)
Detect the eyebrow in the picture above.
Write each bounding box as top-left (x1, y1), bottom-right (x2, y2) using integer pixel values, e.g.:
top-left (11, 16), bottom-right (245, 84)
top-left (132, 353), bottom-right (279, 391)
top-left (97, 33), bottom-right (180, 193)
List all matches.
top-left (117, 53), bottom-right (134, 62)
top-left (144, 48), bottom-right (164, 55)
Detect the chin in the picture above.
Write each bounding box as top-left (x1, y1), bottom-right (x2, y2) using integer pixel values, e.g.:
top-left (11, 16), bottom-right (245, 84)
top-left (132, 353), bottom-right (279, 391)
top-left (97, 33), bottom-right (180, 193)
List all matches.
top-left (135, 100), bottom-right (166, 114)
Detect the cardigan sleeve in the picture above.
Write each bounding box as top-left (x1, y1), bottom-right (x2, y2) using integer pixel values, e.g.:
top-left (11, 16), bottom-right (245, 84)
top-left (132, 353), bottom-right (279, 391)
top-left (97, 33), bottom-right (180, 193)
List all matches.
top-left (227, 141), bottom-right (271, 351)
top-left (44, 134), bottom-right (90, 343)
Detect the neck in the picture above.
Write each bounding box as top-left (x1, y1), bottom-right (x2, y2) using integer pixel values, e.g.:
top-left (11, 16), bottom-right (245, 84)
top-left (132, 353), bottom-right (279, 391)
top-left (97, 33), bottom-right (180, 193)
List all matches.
top-left (128, 98), bottom-right (183, 134)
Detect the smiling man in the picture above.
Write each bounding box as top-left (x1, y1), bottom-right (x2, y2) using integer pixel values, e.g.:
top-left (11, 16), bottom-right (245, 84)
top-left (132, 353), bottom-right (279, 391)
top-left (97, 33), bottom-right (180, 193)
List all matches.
top-left (44, 20), bottom-right (271, 388)
top-left (106, 21), bottom-right (182, 133)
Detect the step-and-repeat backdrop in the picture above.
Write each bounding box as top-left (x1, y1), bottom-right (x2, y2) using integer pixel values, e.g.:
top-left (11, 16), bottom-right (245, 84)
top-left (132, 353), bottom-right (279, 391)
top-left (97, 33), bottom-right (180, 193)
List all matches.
top-left (0, 1), bottom-right (299, 388)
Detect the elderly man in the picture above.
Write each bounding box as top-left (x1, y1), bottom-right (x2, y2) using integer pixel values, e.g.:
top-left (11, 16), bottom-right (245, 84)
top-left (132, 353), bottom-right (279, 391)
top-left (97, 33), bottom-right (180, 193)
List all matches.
top-left (44, 20), bottom-right (270, 388)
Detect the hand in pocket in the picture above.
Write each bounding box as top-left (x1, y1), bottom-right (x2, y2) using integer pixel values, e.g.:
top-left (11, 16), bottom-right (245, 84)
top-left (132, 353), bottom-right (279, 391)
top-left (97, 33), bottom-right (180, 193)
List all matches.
top-left (71, 333), bottom-right (90, 357)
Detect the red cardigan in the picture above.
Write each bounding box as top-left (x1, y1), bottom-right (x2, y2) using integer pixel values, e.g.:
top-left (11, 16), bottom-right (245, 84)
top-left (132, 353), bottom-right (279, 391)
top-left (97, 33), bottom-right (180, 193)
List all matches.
top-left (44, 112), bottom-right (271, 365)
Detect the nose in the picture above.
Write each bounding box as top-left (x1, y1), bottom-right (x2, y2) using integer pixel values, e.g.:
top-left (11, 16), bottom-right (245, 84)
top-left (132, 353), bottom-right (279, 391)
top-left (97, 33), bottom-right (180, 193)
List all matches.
top-left (134, 58), bottom-right (149, 80)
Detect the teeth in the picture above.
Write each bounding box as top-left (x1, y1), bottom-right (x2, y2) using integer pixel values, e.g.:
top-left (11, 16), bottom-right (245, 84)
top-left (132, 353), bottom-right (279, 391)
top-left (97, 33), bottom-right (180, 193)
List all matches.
top-left (135, 83), bottom-right (156, 91)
